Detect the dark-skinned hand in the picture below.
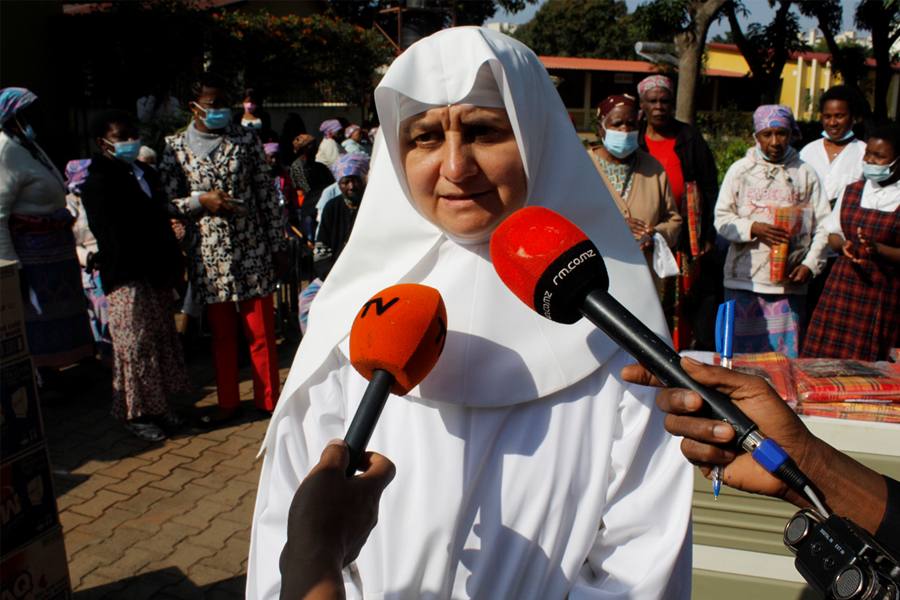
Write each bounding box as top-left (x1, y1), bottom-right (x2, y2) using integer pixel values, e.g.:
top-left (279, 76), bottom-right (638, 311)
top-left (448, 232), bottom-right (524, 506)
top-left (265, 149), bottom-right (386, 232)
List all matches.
top-left (750, 222), bottom-right (790, 246)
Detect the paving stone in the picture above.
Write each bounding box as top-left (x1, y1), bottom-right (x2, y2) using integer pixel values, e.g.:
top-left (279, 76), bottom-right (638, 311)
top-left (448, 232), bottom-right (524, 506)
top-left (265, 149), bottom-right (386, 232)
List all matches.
top-left (187, 563), bottom-right (234, 587)
top-left (59, 509), bottom-right (92, 533)
top-left (61, 472), bottom-right (120, 500)
top-left (143, 540), bottom-right (216, 575)
top-left (56, 493), bottom-right (86, 513)
top-left (211, 574), bottom-right (247, 597)
top-left (187, 516), bottom-right (244, 549)
top-left (169, 437), bottom-right (219, 459)
top-left (105, 469), bottom-right (163, 496)
top-left (192, 464), bottom-right (247, 491)
top-left (95, 456), bottom-right (154, 480)
top-left (68, 489), bottom-right (131, 518)
top-left (180, 449), bottom-right (230, 474)
top-left (112, 485), bottom-right (173, 515)
top-left (69, 459), bottom-right (111, 476)
top-left (138, 453), bottom-right (192, 477)
top-left (197, 536), bottom-right (249, 576)
top-left (113, 570), bottom-right (183, 600)
top-left (75, 573), bottom-right (127, 597)
top-left (92, 546), bottom-right (169, 582)
top-left (217, 498), bottom-right (255, 526)
top-left (67, 550), bottom-right (116, 589)
top-left (72, 506), bottom-right (142, 539)
top-left (203, 478), bottom-right (256, 508)
top-left (171, 498), bottom-right (232, 530)
top-left (132, 520), bottom-right (200, 555)
top-left (61, 528), bottom-right (104, 556)
top-left (148, 466), bottom-right (205, 492)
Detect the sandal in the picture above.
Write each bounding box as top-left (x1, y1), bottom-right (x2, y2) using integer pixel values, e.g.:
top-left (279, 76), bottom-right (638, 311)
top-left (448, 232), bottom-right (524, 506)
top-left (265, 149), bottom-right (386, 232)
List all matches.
top-left (160, 410), bottom-right (184, 428)
top-left (126, 421), bottom-right (167, 442)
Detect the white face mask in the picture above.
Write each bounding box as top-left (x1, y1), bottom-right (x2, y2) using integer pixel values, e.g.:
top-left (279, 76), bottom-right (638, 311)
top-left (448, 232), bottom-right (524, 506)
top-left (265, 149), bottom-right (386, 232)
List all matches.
top-left (862, 156), bottom-right (899, 183)
top-left (601, 125), bottom-right (639, 159)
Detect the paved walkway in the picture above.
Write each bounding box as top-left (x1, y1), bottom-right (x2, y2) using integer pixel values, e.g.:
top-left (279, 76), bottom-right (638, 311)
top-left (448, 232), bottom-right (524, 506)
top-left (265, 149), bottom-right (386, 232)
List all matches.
top-left (44, 337), bottom-right (300, 600)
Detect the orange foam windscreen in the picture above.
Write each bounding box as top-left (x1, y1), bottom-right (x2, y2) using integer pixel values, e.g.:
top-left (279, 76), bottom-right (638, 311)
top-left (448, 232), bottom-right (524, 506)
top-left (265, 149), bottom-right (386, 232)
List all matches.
top-left (491, 207), bottom-right (608, 324)
top-left (349, 283), bottom-right (447, 396)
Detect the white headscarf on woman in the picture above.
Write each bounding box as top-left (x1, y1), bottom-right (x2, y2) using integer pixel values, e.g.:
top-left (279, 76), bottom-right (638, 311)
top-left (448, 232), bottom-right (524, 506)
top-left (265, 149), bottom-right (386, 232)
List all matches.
top-left (248, 27), bottom-right (691, 600)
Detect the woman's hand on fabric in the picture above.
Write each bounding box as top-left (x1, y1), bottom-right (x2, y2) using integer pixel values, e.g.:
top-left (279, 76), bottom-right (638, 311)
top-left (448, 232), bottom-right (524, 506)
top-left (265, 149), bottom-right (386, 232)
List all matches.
top-left (620, 357), bottom-right (818, 503)
top-left (857, 228), bottom-right (878, 260)
top-left (858, 227), bottom-right (900, 266)
top-left (625, 218), bottom-right (655, 247)
top-left (750, 222), bottom-right (790, 246)
top-left (788, 264), bottom-right (812, 283)
top-left (273, 250), bottom-right (290, 281)
top-left (198, 190), bottom-right (236, 216)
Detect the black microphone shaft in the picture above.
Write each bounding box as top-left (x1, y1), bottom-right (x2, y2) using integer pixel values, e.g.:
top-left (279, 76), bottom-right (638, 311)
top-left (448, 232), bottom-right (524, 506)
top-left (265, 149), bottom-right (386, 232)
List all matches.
top-left (580, 288), bottom-right (759, 445)
top-left (343, 368), bottom-right (395, 477)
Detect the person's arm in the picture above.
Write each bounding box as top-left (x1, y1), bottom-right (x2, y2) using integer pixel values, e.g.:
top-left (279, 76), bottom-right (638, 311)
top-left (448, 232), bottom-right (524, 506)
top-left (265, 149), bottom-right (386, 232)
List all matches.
top-left (280, 441), bottom-right (395, 600)
top-left (691, 130), bottom-right (720, 247)
top-left (621, 358), bottom-right (890, 536)
top-left (247, 135), bottom-right (288, 275)
top-left (0, 150), bottom-right (22, 263)
top-left (158, 142), bottom-right (234, 218)
top-left (857, 227), bottom-right (900, 266)
top-left (313, 202), bottom-right (337, 281)
top-left (714, 162), bottom-right (759, 244)
top-left (796, 169), bottom-right (831, 279)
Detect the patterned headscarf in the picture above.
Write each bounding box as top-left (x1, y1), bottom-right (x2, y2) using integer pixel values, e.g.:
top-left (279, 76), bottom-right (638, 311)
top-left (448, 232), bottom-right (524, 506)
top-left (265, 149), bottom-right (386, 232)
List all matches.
top-left (0, 87), bottom-right (37, 125)
top-left (294, 134), bottom-right (316, 151)
top-left (345, 124), bottom-right (360, 138)
top-left (319, 119), bottom-right (343, 138)
top-left (597, 94), bottom-right (638, 120)
top-left (637, 75), bottom-right (674, 98)
top-left (329, 152), bottom-right (369, 181)
top-left (369, 126), bottom-right (379, 138)
top-left (753, 104), bottom-right (802, 143)
top-left (65, 159), bottom-right (91, 195)
top-left (263, 142), bottom-right (280, 155)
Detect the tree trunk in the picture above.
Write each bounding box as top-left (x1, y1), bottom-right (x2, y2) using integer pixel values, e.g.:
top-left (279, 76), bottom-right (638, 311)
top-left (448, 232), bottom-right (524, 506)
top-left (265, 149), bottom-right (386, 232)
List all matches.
top-left (868, 17), bottom-right (899, 122)
top-left (674, 0), bottom-right (730, 124)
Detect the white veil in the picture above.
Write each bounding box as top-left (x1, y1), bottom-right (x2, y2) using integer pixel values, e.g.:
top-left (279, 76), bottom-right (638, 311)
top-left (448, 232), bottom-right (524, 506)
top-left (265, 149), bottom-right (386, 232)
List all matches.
top-left (262, 27), bottom-right (668, 450)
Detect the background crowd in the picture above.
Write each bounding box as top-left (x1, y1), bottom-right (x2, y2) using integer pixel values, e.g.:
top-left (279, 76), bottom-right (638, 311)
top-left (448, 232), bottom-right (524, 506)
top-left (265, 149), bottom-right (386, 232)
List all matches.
top-left (1, 52), bottom-right (897, 440)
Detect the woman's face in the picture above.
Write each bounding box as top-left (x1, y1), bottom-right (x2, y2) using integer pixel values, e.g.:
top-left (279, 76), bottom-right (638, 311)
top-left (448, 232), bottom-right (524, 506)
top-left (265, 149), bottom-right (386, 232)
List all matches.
top-left (756, 126), bottom-right (790, 162)
top-left (400, 105), bottom-right (527, 240)
top-left (602, 105), bottom-right (638, 136)
top-left (639, 87), bottom-right (673, 130)
top-left (864, 137), bottom-right (898, 167)
top-left (822, 99), bottom-right (853, 140)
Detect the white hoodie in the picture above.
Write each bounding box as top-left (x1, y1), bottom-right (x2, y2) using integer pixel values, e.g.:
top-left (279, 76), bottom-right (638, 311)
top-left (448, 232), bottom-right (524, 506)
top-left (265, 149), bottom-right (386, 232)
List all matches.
top-left (715, 146), bottom-right (830, 295)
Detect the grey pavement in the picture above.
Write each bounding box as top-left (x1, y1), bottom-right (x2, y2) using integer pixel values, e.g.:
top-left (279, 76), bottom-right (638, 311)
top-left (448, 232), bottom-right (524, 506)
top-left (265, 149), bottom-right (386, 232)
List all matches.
top-left (43, 336), bottom-right (300, 599)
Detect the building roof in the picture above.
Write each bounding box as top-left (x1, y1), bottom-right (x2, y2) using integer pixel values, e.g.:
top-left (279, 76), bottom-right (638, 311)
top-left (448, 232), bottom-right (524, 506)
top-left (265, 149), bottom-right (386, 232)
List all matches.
top-left (706, 42), bottom-right (900, 72)
top-left (63, 0), bottom-right (243, 15)
top-left (538, 55), bottom-right (745, 78)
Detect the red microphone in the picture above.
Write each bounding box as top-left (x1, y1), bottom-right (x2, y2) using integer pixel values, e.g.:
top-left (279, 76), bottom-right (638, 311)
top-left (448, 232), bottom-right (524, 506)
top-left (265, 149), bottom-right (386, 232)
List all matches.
top-left (344, 283), bottom-right (447, 475)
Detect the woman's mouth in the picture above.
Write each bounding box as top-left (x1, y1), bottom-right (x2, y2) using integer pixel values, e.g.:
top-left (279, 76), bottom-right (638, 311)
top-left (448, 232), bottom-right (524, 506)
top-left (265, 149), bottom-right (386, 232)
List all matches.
top-left (441, 191), bottom-right (488, 203)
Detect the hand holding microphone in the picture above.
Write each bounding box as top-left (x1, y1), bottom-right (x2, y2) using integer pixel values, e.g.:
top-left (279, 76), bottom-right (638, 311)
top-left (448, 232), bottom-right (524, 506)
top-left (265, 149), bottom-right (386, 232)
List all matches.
top-left (490, 207), bottom-right (818, 505)
top-left (344, 283), bottom-right (447, 476)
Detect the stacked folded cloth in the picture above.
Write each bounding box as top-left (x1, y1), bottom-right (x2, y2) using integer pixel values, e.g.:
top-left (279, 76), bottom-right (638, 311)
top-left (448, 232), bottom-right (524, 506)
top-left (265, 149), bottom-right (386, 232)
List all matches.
top-left (712, 350), bottom-right (900, 423)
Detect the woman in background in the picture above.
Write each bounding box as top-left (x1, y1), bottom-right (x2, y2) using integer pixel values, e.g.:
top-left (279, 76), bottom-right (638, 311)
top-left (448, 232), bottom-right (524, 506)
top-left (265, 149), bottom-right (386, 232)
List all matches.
top-left (0, 87), bottom-right (93, 390)
top-left (803, 124), bottom-right (900, 361)
top-left (715, 105), bottom-right (830, 357)
top-left (65, 158), bottom-right (113, 369)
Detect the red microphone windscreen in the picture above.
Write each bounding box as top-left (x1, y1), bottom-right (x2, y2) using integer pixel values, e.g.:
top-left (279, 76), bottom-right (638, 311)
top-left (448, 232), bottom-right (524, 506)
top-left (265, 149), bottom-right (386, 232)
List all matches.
top-left (490, 207), bottom-right (608, 324)
top-left (349, 283), bottom-right (447, 396)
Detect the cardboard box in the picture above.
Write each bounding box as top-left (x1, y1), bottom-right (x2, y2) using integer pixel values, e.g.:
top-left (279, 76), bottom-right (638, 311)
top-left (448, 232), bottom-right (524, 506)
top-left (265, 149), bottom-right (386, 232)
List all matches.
top-left (0, 446), bottom-right (59, 555)
top-left (1, 357), bottom-right (44, 463)
top-left (0, 526), bottom-right (71, 600)
top-left (0, 260), bottom-right (29, 364)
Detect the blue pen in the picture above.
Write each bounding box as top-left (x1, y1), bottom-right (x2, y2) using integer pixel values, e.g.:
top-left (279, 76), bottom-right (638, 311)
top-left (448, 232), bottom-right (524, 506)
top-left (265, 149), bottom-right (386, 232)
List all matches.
top-left (712, 301), bottom-right (736, 500)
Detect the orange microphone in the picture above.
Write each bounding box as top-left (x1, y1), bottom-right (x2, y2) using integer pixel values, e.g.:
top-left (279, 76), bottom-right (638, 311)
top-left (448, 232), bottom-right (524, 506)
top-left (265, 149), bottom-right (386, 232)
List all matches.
top-left (344, 283), bottom-right (447, 475)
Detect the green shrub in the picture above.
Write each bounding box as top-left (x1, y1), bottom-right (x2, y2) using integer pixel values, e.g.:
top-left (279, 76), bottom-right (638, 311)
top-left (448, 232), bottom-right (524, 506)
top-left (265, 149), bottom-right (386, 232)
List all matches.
top-left (707, 137), bottom-right (752, 186)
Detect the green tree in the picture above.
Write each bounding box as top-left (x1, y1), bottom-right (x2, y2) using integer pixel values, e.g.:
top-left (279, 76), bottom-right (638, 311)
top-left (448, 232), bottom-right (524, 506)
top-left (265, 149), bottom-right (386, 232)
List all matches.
top-left (512, 0), bottom-right (639, 60)
top-left (724, 0), bottom-right (807, 105)
top-left (633, 0), bottom-right (731, 124)
top-left (796, 0), bottom-right (868, 94)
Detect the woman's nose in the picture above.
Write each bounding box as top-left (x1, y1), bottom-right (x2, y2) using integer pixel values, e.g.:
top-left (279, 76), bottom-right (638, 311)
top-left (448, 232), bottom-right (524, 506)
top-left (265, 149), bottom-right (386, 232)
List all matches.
top-left (441, 138), bottom-right (478, 182)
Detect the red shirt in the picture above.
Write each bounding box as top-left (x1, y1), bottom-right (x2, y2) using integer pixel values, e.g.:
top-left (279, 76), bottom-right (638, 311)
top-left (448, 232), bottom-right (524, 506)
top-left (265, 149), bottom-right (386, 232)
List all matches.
top-left (645, 136), bottom-right (684, 209)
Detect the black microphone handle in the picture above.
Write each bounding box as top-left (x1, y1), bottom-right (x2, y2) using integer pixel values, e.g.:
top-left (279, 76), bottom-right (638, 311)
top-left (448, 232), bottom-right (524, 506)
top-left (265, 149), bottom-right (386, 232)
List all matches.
top-left (580, 288), bottom-right (759, 446)
top-left (343, 368), bottom-right (395, 477)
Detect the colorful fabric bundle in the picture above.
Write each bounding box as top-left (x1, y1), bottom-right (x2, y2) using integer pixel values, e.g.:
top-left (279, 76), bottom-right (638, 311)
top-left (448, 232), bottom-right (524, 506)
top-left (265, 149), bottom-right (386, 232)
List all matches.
top-left (684, 182), bottom-right (701, 258)
top-left (770, 206), bottom-right (811, 284)
top-left (715, 351), bottom-right (797, 406)
top-left (794, 401), bottom-right (900, 423)
top-left (792, 358), bottom-right (900, 402)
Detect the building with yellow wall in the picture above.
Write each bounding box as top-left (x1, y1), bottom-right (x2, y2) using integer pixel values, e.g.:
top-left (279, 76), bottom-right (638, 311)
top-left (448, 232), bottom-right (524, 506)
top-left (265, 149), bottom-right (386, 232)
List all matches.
top-left (706, 42), bottom-right (900, 119)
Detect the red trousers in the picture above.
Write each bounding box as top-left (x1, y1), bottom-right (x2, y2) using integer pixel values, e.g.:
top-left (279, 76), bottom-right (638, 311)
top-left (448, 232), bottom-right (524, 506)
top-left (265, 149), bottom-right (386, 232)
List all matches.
top-left (205, 295), bottom-right (280, 411)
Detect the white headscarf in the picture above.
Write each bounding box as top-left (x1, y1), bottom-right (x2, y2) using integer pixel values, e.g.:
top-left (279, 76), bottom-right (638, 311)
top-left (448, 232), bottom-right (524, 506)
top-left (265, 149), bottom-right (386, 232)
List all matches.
top-left (263, 27), bottom-right (667, 449)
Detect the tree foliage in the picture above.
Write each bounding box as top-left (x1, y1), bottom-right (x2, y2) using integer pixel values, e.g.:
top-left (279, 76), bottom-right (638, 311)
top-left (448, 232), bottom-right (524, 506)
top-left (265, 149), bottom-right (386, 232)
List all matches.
top-left (796, 0), bottom-right (868, 93)
top-left (855, 0), bottom-right (900, 121)
top-left (512, 0), bottom-right (640, 60)
top-left (724, 0), bottom-right (807, 104)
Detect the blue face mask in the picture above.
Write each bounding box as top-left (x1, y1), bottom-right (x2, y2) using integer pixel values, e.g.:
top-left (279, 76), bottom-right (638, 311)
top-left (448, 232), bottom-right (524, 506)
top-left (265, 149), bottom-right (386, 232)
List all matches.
top-left (862, 157), bottom-right (899, 183)
top-left (193, 103), bottom-right (231, 130)
top-left (821, 129), bottom-right (854, 142)
top-left (104, 138), bottom-right (141, 163)
top-left (602, 126), bottom-right (639, 159)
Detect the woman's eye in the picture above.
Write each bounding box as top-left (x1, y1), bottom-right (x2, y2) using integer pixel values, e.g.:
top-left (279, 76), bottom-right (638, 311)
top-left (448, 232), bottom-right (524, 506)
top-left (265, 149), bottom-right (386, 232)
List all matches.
top-left (414, 131), bottom-right (441, 145)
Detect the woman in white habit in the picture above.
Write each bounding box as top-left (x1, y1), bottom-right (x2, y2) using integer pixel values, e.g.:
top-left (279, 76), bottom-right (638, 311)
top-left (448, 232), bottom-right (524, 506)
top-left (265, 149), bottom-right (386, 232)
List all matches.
top-left (247, 27), bottom-right (692, 600)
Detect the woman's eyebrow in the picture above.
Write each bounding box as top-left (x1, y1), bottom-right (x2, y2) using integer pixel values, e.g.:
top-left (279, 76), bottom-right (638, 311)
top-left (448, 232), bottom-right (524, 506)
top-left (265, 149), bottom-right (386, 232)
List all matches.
top-left (403, 118), bottom-right (437, 138)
